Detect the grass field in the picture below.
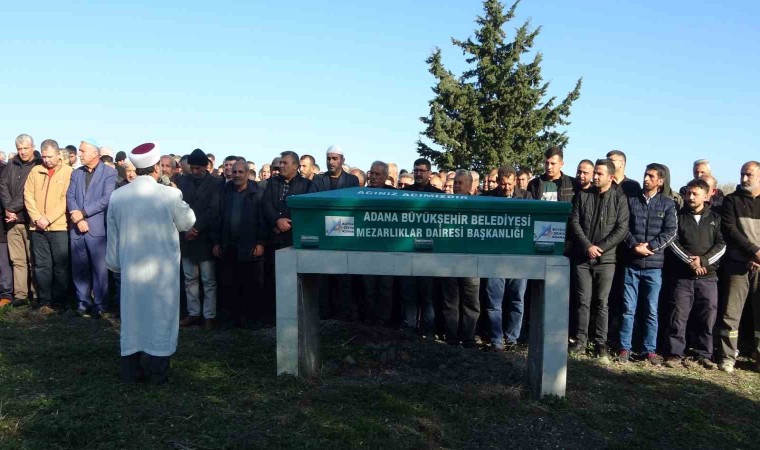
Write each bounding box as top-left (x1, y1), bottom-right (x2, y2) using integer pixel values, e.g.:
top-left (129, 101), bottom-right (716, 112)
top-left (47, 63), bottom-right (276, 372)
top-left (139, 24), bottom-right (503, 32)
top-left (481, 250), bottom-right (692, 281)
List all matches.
top-left (1, 307), bottom-right (759, 449)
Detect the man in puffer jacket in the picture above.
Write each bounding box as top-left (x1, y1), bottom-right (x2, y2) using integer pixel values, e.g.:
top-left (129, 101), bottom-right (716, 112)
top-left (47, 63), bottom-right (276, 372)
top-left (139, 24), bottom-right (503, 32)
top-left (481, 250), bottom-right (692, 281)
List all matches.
top-left (618, 163), bottom-right (677, 365)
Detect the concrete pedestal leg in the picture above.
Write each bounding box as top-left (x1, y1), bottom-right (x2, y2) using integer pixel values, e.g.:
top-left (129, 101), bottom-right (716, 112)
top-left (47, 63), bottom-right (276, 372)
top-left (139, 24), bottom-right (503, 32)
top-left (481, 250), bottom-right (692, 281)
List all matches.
top-left (527, 263), bottom-right (570, 398)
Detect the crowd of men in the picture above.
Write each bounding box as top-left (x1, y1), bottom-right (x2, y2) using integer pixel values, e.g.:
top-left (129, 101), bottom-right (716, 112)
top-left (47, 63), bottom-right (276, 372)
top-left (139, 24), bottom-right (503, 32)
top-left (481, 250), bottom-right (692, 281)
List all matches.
top-left (1, 133), bottom-right (759, 377)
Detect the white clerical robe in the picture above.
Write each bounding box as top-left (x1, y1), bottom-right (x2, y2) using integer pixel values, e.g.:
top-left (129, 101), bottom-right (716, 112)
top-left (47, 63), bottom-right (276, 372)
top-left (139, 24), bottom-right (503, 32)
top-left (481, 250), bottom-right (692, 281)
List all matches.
top-left (106, 176), bottom-right (196, 356)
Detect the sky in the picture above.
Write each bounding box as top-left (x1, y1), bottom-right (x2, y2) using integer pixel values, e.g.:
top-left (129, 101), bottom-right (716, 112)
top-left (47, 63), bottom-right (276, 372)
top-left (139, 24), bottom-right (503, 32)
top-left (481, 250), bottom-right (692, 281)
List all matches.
top-left (1, 0), bottom-right (758, 188)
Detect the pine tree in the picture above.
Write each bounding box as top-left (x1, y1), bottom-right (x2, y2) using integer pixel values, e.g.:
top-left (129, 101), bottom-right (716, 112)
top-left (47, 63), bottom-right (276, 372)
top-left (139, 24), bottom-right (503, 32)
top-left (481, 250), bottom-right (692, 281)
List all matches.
top-left (417, 0), bottom-right (582, 174)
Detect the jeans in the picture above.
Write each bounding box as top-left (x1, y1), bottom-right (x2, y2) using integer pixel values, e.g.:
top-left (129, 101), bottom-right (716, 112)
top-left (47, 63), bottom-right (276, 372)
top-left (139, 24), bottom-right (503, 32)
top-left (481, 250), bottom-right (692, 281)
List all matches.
top-left (665, 277), bottom-right (718, 358)
top-left (485, 278), bottom-right (527, 347)
top-left (620, 267), bottom-right (663, 353)
top-left (30, 231), bottom-right (69, 307)
top-left (400, 276), bottom-right (435, 334)
top-left (574, 262), bottom-right (615, 346)
top-left (182, 258), bottom-right (217, 319)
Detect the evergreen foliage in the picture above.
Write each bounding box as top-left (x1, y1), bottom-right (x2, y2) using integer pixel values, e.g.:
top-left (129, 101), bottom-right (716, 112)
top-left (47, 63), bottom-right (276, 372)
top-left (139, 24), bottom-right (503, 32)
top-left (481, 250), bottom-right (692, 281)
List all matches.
top-left (417, 0), bottom-right (582, 174)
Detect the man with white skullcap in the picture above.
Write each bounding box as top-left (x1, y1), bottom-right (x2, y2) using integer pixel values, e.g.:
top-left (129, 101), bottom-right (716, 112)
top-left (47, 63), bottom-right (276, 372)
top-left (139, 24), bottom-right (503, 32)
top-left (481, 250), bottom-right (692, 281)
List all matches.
top-left (307, 145), bottom-right (360, 193)
top-left (67, 138), bottom-right (118, 318)
top-left (107, 142), bottom-right (196, 384)
top-left (306, 145), bottom-right (360, 321)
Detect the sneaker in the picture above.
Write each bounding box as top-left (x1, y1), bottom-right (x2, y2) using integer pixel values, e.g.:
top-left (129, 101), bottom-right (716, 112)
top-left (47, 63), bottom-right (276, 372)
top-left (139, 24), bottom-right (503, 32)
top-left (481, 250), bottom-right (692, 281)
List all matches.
top-left (0, 298), bottom-right (11, 308)
top-left (696, 357), bottom-right (717, 370)
top-left (646, 353), bottom-right (662, 366)
top-left (504, 342), bottom-right (518, 352)
top-left (75, 309), bottom-right (91, 319)
top-left (568, 341), bottom-right (587, 355)
top-left (718, 360), bottom-right (735, 373)
top-left (617, 349), bottom-right (631, 364)
top-left (664, 357), bottom-right (682, 369)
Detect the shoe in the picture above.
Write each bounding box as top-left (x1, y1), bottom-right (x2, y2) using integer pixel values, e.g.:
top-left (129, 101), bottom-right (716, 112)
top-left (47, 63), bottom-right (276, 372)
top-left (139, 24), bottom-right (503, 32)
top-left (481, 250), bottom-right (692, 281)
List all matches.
top-left (504, 342), bottom-right (518, 352)
top-left (38, 305), bottom-right (55, 316)
top-left (719, 360), bottom-right (735, 373)
top-left (568, 341), bottom-right (587, 355)
top-left (75, 309), bottom-right (91, 319)
top-left (204, 318), bottom-right (216, 330)
top-left (617, 349), bottom-right (631, 364)
top-left (0, 298), bottom-right (11, 308)
top-left (664, 357), bottom-right (682, 369)
top-left (696, 357), bottom-right (717, 370)
top-left (95, 311), bottom-right (113, 320)
top-left (646, 353), bottom-right (663, 366)
top-left (179, 315), bottom-right (201, 327)
top-left (594, 344), bottom-right (610, 363)
top-left (10, 298), bottom-right (29, 308)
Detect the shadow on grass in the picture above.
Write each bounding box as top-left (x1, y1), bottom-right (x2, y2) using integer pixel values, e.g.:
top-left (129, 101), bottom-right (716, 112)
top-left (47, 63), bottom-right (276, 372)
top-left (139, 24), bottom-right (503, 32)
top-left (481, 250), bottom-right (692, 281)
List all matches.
top-left (1, 309), bottom-right (759, 449)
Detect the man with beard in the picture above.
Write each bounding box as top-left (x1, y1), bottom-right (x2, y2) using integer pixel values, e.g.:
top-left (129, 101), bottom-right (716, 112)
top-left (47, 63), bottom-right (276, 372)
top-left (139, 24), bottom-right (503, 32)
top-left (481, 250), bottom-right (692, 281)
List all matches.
top-left (299, 154), bottom-right (316, 181)
top-left (107, 142), bottom-right (195, 384)
top-left (178, 149), bottom-right (223, 330)
top-left (567, 159), bottom-right (629, 361)
top-left (307, 145), bottom-right (360, 320)
top-left (716, 161), bottom-right (760, 373)
top-left (618, 163), bottom-right (677, 364)
top-left (576, 159), bottom-right (594, 191)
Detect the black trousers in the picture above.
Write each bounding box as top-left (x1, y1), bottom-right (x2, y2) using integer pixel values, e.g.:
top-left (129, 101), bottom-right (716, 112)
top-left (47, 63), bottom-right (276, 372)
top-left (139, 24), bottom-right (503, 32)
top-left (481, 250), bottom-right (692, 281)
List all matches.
top-left (120, 352), bottom-right (171, 385)
top-left (30, 230), bottom-right (69, 307)
top-left (666, 277), bottom-right (718, 358)
top-left (219, 251), bottom-right (265, 324)
top-left (441, 277), bottom-right (481, 345)
top-left (362, 275), bottom-right (393, 323)
top-left (318, 275), bottom-right (354, 321)
top-left (574, 262), bottom-right (615, 346)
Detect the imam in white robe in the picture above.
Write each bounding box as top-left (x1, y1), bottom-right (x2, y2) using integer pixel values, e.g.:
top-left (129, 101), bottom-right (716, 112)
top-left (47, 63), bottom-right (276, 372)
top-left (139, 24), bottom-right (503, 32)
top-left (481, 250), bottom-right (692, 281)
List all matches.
top-left (106, 176), bottom-right (196, 356)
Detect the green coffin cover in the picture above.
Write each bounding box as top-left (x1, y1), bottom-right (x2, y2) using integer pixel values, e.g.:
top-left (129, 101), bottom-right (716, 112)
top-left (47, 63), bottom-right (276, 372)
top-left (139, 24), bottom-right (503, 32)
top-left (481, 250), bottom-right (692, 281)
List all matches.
top-left (287, 187), bottom-right (571, 255)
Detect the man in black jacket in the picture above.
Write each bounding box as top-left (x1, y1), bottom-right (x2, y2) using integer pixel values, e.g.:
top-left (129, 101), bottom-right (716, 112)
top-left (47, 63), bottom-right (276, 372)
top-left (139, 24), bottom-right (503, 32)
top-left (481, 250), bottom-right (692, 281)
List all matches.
top-left (0, 160), bottom-right (12, 307)
top-left (213, 160), bottom-right (267, 327)
top-left (663, 178), bottom-right (725, 369)
top-left (567, 159), bottom-right (629, 360)
top-left (400, 158), bottom-right (442, 336)
top-left (527, 146), bottom-right (578, 202)
top-left (717, 161), bottom-right (760, 373)
top-left (0, 134), bottom-right (40, 306)
top-left (306, 145), bottom-right (359, 320)
top-left (262, 151), bottom-right (311, 318)
top-left (482, 165), bottom-right (532, 350)
top-left (178, 149), bottom-right (223, 330)
top-left (307, 145), bottom-right (360, 193)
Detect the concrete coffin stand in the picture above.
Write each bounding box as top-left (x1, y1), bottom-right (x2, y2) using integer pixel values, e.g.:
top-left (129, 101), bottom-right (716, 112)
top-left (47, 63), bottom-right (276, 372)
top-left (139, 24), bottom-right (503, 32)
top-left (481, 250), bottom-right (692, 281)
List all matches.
top-left (276, 248), bottom-right (570, 398)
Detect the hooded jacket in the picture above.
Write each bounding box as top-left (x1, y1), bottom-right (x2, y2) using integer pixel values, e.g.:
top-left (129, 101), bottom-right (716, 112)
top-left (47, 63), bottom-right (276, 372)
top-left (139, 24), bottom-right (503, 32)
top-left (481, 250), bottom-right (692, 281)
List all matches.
top-left (720, 186), bottom-right (760, 264)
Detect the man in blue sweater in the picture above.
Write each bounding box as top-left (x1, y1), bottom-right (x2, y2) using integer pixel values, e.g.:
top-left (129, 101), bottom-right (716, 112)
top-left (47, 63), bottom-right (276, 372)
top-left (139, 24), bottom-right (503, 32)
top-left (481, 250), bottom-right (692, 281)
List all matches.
top-left (619, 163), bottom-right (677, 364)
